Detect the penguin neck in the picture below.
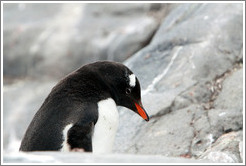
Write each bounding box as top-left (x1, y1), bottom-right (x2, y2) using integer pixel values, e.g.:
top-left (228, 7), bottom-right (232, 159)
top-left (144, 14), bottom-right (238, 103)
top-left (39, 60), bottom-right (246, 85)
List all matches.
top-left (92, 98), bottom-right (119, 154)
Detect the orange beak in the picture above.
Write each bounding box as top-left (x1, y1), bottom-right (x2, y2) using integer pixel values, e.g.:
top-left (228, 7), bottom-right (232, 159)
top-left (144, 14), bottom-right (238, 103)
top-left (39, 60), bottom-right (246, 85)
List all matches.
top-left (134, 101), bottom-right (149, 121)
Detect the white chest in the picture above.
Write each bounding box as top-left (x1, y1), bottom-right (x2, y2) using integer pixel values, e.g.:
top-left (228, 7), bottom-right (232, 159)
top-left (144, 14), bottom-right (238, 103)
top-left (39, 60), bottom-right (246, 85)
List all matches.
top-left (92, 98), bottom-right (119, 154)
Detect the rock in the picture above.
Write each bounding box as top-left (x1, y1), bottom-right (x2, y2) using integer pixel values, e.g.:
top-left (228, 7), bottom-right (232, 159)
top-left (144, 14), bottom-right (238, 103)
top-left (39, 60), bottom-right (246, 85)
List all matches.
top-left (239, 140), bottom-right (244, 162)
top-left (124, 105), bottom-right (200, 156)
top-left (172, 83), bottom-right (212, 111)
top-left (199, 131), bottom-right (243, 163)
top-left (214, 68), bottom-right (243, 111)
top-left (125, 3), bottom-right (243, 88)
top-left (3, 3), bottom-right (171, 79)
top-left (208, 109), bottom-right (243, 139)
top-left (191, 111), bottom-right (212, 157)
top-left (115, 3), bottom-right (243, 160)
top-left (2, 3), bottom-right (243, 163)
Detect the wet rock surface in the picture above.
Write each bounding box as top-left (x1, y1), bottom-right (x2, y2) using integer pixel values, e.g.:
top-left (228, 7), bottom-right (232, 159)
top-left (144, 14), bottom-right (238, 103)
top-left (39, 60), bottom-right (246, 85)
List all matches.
top-left (3, 3), bottom-right (243, 164)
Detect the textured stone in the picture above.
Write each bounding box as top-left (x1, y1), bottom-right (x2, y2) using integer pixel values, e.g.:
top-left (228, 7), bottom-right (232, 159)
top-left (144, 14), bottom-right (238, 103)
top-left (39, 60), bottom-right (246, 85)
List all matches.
top-left (199, 131), bottom-right (243, 163)
top-left (116, 3), bottom-right (243, 160)
top-left (3, 3), bottom-right (166, 78)
top-left (208, 109), bottom-right (243, 139)
top-left (191, 112), bottom-right (212, 157)
top-left (214, 68), bottom-right (243, 111)
top-left (121, 105), bottom-right (201, 156)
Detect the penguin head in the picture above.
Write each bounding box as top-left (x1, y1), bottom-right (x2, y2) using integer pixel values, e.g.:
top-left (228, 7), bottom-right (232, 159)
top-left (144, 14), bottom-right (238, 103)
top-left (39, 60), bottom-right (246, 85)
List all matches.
top-left (92, 61), bottom-right (149, 121)
top-left (117, 72), bottom-right (150, 122)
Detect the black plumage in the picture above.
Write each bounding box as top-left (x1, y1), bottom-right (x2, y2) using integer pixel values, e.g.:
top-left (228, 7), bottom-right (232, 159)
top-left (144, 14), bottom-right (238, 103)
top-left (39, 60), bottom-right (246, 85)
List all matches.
top-left (19, 61), bottom-right (149, 152)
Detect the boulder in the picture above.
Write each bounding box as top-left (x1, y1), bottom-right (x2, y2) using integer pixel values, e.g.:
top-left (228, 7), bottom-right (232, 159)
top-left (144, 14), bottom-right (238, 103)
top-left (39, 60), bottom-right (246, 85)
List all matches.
top-left (3, 3), bottom-right (170, 79)
top-left (114, 3), bottom-right (243, 163)
top-left (214, 68), bottom-right (243, 111)
top-left (198, 131), bottom-right (243, 163)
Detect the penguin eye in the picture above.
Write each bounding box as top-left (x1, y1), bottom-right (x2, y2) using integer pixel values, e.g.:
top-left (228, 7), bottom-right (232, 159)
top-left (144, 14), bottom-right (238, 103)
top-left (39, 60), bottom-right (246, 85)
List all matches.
top-left (126, 88), bottom-right (131, 94)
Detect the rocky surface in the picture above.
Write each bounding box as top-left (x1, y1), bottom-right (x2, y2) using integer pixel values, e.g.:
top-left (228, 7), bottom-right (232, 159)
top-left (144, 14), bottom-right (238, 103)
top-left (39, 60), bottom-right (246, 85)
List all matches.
top-left (115, 3), bottom-right (244, 163)
top-left (3, 3), bottom-right (173, 79)
top-left (2, 3), bottom-right (244, 164)
top-left (199, 131), bottom-right (243, 163)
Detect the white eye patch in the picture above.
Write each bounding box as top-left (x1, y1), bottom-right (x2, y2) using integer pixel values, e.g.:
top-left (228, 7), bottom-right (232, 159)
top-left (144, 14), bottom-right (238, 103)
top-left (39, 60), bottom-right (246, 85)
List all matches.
top-left (129, 74), bottom-right (136, 87)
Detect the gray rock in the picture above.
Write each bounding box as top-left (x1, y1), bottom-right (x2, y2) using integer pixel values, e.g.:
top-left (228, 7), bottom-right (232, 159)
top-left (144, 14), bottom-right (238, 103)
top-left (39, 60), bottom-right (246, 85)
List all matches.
top-left (125, 3), bottom-right (243, 88)
top-left (199, 131), bottom-right (243, 163)
top-left (191, 111), bottom-right (212, 157)
top-left (208, 109), bottom-right (243, 139)
top-left (172, 83), bottom-right (212, 111)
top-left (124, 105), bottom-right (200, 156)
top-left (3, 3), bottom-right (169, 78)
top-left (239, 140), bottom-right (243, 162)
top-left (115, 3), bottom-right (243, 160)
top-left (214, 68), bottom-right (243, 111)
top-left (191, 108), bottom-right (242, 158)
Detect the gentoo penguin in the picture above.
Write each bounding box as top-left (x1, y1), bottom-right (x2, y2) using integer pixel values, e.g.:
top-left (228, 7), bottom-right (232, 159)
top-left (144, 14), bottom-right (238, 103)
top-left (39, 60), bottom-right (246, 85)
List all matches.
top-left (19, 61), bottom-right (149, 153)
